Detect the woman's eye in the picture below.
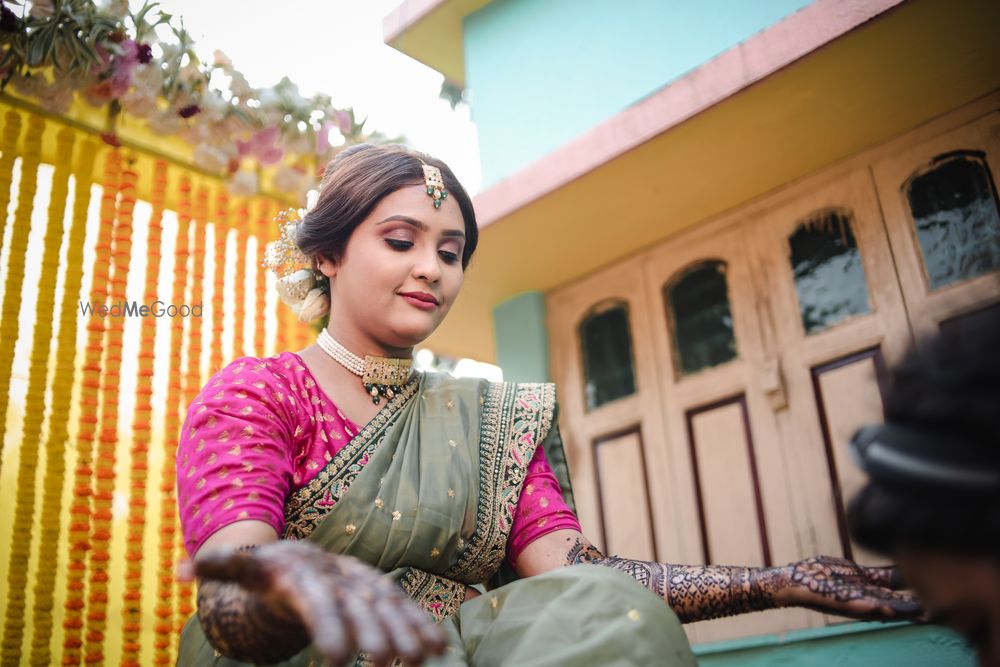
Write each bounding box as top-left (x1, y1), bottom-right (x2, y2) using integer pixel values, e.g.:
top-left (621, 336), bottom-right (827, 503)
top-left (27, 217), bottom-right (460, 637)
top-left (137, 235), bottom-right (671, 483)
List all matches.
top-left (385, 239), bottom-right (413, 251)
top-left (439, 250), bottom-right (459, 264)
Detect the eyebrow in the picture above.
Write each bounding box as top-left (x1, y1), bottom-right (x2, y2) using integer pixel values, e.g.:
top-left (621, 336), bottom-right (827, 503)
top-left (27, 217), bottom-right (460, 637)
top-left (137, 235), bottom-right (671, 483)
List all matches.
top-left (377, 215), bottom-right (465, 239)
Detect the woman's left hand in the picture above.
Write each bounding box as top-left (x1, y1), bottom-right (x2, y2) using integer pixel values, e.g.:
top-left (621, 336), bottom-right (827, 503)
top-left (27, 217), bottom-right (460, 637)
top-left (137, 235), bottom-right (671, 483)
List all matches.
top-left (775, 555), bottom-right (923, 621)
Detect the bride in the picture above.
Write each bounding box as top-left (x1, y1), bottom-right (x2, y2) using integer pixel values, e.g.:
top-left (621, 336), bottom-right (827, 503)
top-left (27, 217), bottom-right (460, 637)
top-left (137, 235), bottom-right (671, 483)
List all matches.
top-left (175, 143), bottom-right (920, 666)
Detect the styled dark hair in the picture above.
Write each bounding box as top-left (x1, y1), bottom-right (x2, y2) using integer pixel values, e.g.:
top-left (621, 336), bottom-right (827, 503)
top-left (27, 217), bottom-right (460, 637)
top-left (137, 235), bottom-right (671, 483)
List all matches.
top-left (847, 307), bottom-right (1000, 555)
top-left (295, 143), bottom-right (478, 269)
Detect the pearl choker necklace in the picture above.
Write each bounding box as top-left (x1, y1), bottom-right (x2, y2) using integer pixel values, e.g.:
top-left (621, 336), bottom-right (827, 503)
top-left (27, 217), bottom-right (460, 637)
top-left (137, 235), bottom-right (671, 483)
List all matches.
top-left (316, 329), bottom-right (413, 404)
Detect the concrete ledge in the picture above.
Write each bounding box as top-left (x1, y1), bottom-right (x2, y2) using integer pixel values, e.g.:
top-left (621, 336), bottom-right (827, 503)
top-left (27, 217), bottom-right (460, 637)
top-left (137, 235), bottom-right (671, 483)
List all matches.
top-left (694, 622), bottom-right (975, 666)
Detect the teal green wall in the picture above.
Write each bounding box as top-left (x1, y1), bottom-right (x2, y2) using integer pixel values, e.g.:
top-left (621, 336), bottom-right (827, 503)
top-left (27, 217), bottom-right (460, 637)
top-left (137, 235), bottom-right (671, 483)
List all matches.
top-left (694, 622), bottom-right (975, 667)
top-left (492, 291), bottom-right (550, 382)
top-left (464, 0), bottom-right (814, 188)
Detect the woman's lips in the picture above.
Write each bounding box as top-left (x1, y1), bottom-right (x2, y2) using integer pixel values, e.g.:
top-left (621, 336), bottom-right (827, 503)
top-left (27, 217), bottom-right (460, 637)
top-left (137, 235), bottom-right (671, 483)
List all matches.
top-left (399, 293), bottom-right (439, 310)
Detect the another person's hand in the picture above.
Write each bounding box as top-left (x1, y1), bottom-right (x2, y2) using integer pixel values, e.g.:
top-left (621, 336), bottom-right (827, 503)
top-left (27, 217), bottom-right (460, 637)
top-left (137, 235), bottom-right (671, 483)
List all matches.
top-left (775, 555), bottom-right (922, 620)
top-left (180, 540), bottom-right (449, 666)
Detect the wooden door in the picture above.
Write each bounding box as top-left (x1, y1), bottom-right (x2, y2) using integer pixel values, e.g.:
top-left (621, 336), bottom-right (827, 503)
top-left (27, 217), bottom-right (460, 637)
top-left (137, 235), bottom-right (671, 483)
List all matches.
top-left (873, 112), bottom-right (1000, 335)
top-left (546, 260), bottom-right (677, 564)
top-left (640, 221), bottom-right (811, 643)
top-left (746, 168), bottom-right (913, 572)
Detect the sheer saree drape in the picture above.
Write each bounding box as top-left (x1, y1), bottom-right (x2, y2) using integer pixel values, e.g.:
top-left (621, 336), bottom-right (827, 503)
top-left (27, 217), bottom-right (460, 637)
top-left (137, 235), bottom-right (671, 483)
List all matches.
top-left (177, 374), bottom-right (694, 666)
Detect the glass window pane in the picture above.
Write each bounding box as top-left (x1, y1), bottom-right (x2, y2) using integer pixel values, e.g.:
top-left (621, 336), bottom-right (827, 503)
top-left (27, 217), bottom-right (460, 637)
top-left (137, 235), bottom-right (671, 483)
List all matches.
top-left (905, 153), bottom-right (1000, 289)
top-left (789, 209), bottom-right (871, 334)
top-left (580, 303), bottom-right (636, 410)
top-left (666, 261), bottom-right (737, 375)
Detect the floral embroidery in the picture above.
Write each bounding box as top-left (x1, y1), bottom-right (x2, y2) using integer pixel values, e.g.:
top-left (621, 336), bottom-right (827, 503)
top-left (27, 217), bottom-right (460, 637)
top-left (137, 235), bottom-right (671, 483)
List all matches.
top-left (399, 568), bottom-right (466, 623)
top-left (444, 382), bottom-right (556, 584)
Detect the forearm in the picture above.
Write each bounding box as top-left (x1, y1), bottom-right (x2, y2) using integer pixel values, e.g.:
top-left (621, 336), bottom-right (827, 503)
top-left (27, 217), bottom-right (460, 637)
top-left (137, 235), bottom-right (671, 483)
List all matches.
top-left (566, 539), bottom-right (787, 623)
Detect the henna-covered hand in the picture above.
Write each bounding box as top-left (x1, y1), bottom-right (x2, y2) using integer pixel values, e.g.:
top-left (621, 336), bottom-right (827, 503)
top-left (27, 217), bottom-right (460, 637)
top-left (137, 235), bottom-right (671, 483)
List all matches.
top-left (563, 538), bottom-right (921, 624)
top-left (184, 541), bottom-right (448, 666)
top-left (775, 555), bottom-right (921, 621)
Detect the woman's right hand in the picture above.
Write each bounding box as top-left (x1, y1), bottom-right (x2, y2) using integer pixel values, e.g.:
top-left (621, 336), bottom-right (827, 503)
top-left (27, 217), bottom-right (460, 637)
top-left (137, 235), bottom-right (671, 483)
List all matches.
top-left (184, 540), bottom-right (449, 666)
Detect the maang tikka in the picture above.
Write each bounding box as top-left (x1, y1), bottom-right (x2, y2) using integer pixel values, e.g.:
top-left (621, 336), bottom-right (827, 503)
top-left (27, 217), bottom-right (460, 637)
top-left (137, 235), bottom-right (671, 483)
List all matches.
top-left (421, 162), bottom-right (448, 209)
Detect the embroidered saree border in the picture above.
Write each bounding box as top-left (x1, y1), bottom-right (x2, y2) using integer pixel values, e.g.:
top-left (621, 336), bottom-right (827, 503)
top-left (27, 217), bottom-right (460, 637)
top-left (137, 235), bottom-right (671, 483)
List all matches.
top-left (399, 568), bottom-right (466, 624)
top-left (282, 376), bottom-right (420, 540)
top-left (444, 382), bottom-right (556, 584)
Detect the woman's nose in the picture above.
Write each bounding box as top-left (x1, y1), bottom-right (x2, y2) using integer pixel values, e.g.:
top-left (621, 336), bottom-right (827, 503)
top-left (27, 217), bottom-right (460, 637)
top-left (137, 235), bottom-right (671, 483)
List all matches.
top-left (413, 248), bottom-right (441, 283)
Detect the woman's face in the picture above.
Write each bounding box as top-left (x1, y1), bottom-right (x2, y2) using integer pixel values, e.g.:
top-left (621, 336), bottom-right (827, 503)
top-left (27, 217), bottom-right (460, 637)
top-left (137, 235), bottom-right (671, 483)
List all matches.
top-left (316, 183), bottom-right (467, 352)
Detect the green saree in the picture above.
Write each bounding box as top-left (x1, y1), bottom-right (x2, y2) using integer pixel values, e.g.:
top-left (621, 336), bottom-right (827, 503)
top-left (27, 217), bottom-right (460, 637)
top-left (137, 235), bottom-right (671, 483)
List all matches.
top-left (177, 373), bottom-right (695, 666)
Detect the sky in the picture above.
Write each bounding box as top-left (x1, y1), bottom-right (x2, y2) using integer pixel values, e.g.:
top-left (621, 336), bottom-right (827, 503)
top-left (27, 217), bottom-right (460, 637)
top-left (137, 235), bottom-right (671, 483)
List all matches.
top-left (154, 0), bottom-right (483, 195)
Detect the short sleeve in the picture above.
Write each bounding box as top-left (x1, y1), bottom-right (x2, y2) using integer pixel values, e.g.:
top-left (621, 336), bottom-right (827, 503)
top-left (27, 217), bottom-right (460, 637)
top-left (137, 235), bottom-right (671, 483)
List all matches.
top-left (506, 442), bottom-right (582, 566)
top-left (176, 357), bottom-right (299, 557)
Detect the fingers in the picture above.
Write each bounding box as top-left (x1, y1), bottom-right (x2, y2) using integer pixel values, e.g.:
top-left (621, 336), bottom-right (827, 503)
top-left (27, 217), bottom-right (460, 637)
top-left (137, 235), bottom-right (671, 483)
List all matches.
top-left (863, 565), bottom-right (905, 590)
top-left (373, 597), bottom-right (424, 665)
top-left (842, 585), bottom-right (923, 621)
top-left (875, 587), bottom-right (922, 618)
top-left (395, 594), bottom-right (449, 653)
top-left (341, 593), bottom-right (395, 666)
top-left (287, 573), bottom-right (352, 666)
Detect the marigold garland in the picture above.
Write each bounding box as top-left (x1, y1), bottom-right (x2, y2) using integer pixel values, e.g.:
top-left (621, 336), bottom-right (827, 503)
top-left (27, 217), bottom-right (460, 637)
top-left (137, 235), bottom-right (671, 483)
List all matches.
top-left (30, 135), bottom-right (99, 667)
top-left (20, 125), bottom-right (76, 662)
top-left (175, 183), bottom-right (212, 637)
top-left (117, 158), bottom-right (168, 667)
top-left (0, 111), bottom-right (27, 486)
top-left (253, 199), bottom-right (274, 356)
top-left (210, 189), bottom-right (229, 374)
top-left (0, 110), bottom-right (22, 297)
top-left (63, 147), bottom-right (121, 666)
top-left (232, 198), bottom-right (250, 357)
top-left (154, 174), bottom-right (192, 665)
top-left (0, 115), bottom-right (56, 666)
top-left (84, 153), bottom-right (138, 665)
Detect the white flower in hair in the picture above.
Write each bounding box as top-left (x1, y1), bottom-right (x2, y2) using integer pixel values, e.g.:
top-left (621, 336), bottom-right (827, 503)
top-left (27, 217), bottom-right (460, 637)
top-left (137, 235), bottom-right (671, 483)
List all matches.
top-left (275, 269), bottom-right (317, 307)
top-left (295, 287), bottom-right (330, 323)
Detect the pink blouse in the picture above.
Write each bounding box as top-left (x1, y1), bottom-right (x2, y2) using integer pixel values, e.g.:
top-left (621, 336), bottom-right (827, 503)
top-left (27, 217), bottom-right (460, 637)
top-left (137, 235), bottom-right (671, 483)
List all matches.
top-left (176, 353), bottom-right (580, 569)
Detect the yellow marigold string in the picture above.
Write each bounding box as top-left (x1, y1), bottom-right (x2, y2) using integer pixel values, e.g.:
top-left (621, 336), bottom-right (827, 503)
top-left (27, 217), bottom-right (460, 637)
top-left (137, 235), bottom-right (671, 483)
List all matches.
top-left (0, 110), bottom-right (22, 309)
top-left (210, 188), bottom-right (229, 374)
top-left (0, 112), bottom-right (45, 665)
top-left (85, 152), bottom-right (138, 666)
top-left (232, 198), bottom-right (249, 357)
top-left (119, 158), bottom-right (168, 667)
top-left (254, 199), bottom-right (274, 356)
top-left (30, 135), bottom-right (98, 667)
top-left (63, 146), bottom-right (121, 666)
top-left (154, 174), bottom-right (192, 666)
top-left (0, 114), bottom-right (53, 666)
top-left (21, 125), bottom-right (77, 662)
top-left (0, 111), bottom-right (22, 479)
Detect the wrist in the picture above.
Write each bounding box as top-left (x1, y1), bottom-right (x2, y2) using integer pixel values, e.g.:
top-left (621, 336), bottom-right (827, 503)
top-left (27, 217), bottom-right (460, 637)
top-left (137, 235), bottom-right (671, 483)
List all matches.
top-left (762, 564), bottom-right (794, 608)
